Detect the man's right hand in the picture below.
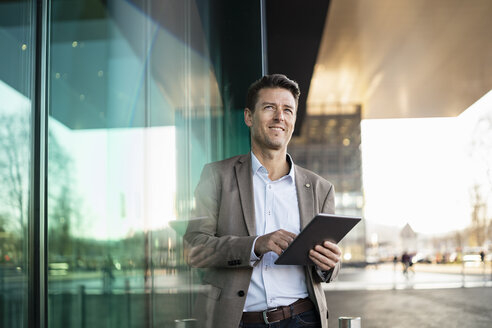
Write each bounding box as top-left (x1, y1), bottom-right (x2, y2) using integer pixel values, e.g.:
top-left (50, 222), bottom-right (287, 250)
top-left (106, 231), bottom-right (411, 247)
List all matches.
top-left (254, 229), bottom-right (296, 257)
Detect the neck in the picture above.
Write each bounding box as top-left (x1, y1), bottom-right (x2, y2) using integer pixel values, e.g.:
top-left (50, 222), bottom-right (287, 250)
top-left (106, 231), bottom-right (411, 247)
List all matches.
top-left (251, 146), bottom-right (290, 181)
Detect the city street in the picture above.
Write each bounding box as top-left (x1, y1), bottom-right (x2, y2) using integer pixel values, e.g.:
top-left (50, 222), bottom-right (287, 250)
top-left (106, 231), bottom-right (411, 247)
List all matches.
top-left (325, 287), bottom-right (492, 328)
top-left (324, 263), bottom-right (492, 327)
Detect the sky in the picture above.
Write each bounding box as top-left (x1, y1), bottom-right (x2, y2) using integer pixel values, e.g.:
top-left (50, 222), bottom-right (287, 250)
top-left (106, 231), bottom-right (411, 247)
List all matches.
top-left (360, 90), bottom-right (492, 234)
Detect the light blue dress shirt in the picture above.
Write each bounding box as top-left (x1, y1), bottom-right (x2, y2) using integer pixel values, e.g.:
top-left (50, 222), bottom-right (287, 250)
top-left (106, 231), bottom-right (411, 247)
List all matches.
top-left (243, 152), bottom-right (309, 312)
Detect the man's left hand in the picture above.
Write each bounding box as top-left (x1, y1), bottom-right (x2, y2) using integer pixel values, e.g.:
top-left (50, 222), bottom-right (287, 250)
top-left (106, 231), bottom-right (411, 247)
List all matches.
top-left (309, 241), bottom-right (341, 271)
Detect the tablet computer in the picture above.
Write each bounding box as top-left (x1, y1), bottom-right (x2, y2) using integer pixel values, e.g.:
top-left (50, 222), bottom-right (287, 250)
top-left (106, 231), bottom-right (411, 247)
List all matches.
top-left (274, 213), bottom-right (361, 265)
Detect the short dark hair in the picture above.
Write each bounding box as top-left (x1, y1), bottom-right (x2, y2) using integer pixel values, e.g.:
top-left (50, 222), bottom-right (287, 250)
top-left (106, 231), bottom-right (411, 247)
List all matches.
top-left (246, 74), bottom-right (300, 111)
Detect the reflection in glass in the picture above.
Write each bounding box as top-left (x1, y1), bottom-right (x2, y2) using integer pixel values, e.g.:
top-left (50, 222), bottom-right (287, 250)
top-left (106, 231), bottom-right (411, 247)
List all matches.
top-left (460, 91), bottom-right (492, 248)
top-left (0, 0), bottom-right (34, 326)
top-left (47, 0), bottom-right (259, 327)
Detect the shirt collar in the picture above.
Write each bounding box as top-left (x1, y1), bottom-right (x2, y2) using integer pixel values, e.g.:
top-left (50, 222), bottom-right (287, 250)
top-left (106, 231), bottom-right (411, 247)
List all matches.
top-left (251, 152), bottom-right (296, 181)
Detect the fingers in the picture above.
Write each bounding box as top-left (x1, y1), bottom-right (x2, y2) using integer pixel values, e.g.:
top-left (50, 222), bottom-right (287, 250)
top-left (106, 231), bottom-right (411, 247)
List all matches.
top-left (273, 230), bottom-right (295, 249)
top-left (255, 229), bottom-right (297, 256)
top-left (267, 241), bottom-right (284, 256)
top-left (259, 233), bottom-right (289, 256)
top-left (257, 234), bottom-right (283, 256)
top-left (321, 241), bottom-right (342, 256)
top-left (309, 252), bottom-right (332, 271)
top-left (280, 229), bottom-right (297, 239)
top-left (309, 241), bottom-right (342, 271)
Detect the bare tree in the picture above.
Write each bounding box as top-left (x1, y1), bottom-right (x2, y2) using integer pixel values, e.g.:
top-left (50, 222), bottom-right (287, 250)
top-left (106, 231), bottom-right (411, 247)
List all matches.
top-left (468, 113), bottom-right (492, 247)
top-left (0, 112), bottom-right (30, 246)
top-left (470, 184), bottom-right (486, 246)
top-left (0, 112), bottom-right (79, 263)
top-left (47, 126), bottom-right (80, 259)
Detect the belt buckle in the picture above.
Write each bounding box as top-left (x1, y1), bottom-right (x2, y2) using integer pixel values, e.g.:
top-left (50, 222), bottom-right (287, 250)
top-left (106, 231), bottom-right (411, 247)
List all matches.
top-left (262, 308), bottom-right (278, 324)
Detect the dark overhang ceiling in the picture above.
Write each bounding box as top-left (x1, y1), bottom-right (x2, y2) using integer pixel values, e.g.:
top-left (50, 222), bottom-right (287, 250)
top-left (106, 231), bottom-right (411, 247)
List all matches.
top-left (265, 0), bottom-right (331, 135)
top-left (309, 0), bottom-right (492, 119)
top-left (1, 0), bottom-right (329, 131)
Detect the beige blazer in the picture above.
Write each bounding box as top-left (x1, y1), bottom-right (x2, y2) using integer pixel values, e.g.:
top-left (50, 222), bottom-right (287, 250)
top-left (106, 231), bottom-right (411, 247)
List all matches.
top-left (185, 153), bottom-right (339, 328)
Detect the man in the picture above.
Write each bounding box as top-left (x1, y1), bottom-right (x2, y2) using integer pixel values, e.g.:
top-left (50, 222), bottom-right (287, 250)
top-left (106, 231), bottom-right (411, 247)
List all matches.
top-left (185, 74), bottom-right (341, 328)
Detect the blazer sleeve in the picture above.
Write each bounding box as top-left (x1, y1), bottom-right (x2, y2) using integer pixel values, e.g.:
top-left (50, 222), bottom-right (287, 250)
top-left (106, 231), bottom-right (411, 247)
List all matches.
top-left (184, 164), bottom-right (256, 269)
top-left (313, 184), bottom-right (341, 283)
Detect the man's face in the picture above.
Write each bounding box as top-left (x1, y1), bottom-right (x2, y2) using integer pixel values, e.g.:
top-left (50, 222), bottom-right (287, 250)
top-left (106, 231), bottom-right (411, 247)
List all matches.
top-left (244, 87), bottom-right (297, 152)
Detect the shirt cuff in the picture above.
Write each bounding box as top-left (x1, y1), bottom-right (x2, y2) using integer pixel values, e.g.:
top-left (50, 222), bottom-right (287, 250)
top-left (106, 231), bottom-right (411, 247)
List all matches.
top-left (250, 236), bottom-right (261, 265)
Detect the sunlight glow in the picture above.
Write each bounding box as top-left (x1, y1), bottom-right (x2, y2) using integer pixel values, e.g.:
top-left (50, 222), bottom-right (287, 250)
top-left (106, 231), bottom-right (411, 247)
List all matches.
top-left (49, 120), bottom-right (176, 239)
top-left (361, 90), bottom-right (492, 234)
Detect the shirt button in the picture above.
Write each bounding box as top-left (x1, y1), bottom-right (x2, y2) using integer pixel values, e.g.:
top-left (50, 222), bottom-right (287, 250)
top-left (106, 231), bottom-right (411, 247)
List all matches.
top-left (268, 185), bottom-right (272, 189)
top-left (237, 290), bottom-right (245, 297)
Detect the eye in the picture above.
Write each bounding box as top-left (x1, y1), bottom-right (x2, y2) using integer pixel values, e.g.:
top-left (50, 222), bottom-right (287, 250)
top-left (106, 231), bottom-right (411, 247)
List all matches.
top-left (285, 108), bottom-right (293, 115)
top-left (264, 105), bottom-right (274, 110)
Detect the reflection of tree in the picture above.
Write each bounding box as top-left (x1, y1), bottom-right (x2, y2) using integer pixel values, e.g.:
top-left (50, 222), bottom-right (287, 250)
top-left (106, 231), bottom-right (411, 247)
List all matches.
top-left (0, 213), bottom-right (21, 265)
top-left (468, 114), bottom-right (492, 246)
top-left (0, 112), bottom-right (80, 264)
top-left (47, 129), bottom-right (79, 259)
top-left (470, 184), bottom-right (487, 246)
top-left (48, 131), bottom-right (75, 258)
top-left (0, 113), bottom-right (185, 277)
top-left (0, 113), bottom-right (30, 266)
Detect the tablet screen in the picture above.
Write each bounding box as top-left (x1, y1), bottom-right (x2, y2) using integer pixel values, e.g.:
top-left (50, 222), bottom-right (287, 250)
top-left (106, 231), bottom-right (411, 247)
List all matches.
top-left (275, 213), bottom-right (361, 265)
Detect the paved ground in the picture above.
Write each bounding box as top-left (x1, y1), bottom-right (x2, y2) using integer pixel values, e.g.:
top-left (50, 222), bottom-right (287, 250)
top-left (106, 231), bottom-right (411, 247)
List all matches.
top-left (325, 287), bottom-right (492, 328)
top-left (323, 263), bottom-right (492, 327)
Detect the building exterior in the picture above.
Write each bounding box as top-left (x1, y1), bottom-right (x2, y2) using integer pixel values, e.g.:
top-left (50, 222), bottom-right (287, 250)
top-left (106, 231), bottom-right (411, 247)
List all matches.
top-left (0, 0), bottom-right (333, 327)
top-left (0, 1), bottom-right (263, 327)
top-left (5, 1), bottom-right (489, 327)
top-left (289, 104), bottom-right (366, 263)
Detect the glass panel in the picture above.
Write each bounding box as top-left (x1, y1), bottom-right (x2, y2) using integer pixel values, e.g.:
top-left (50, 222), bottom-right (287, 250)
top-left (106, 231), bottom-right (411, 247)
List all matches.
top-left (0, 0), bottom-right (34, 327)
top-left (46, 0), bottom-right (261, 327)
top-left (289, 105), bottom-right (366, 262)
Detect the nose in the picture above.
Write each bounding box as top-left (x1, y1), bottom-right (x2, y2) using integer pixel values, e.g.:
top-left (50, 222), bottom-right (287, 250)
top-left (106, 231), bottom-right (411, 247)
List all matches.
top-left (273, 109), bottom-right (284, 121)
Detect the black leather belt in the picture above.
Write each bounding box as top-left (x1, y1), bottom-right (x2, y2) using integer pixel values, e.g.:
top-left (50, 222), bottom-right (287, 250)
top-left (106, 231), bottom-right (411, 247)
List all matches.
top-left (241, 298), bottom-right (315, 324)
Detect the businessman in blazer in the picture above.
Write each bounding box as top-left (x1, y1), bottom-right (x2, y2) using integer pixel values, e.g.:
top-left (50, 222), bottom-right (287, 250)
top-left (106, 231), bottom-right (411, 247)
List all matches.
top-left (185, 74), bottom-right (341, 328)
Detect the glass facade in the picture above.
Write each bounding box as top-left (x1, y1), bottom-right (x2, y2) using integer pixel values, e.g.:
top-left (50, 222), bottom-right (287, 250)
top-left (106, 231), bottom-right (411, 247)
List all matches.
top-left (0, 0), bottom-right (35, 326)
top-left (2, 0), bottom-right (263, 327)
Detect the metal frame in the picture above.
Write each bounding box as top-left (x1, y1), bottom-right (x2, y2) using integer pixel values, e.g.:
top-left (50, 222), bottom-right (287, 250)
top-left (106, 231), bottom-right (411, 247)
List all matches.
top-left (260, 0), bottom-right (268, 75)
top-left (29, 0), bottom-right (49, 327)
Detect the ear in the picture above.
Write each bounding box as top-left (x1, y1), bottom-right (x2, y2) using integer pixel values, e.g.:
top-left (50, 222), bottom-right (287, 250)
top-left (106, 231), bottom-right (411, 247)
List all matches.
top-left (244, 108), bottom-right (253, 127)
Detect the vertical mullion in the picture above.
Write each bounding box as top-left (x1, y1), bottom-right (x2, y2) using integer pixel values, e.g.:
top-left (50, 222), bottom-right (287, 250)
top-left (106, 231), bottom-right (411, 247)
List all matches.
top-left (29, 0), bottom-right (49, 328)
top-left (144, 1), bottom-right (155, 326)
top-left (260, 0), bottom-right (268, 75)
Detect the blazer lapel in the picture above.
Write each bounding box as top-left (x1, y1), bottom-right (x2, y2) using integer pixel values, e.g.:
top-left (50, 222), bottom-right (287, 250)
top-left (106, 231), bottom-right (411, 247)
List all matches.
top-left (235, 153), bottom-right (256, 236)
top-left (295, 166), bottom-right (315, 229)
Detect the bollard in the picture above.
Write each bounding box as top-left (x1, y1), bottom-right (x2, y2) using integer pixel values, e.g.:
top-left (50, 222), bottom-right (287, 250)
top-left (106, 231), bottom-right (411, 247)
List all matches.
top-left (175, 318), bottom-right (197, 328)
top-left (339, 316), bottom-right (361, 328)
top-left (125, 279), bottom-right (131, 328)
top-left (461, 259), bottom-right (466, 287)
top-left (78, 285), bottom-right (86, 328)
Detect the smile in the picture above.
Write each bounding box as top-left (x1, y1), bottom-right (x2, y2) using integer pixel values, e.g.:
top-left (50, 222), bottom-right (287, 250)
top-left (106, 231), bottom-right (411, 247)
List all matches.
top-left (269, 126), bottom-right (285, 131)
